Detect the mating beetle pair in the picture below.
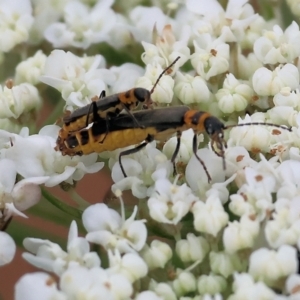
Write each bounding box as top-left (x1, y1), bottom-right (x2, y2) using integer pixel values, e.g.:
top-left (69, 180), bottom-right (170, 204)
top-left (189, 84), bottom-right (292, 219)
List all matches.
top-left (55, 57), bottom-right (291, 182)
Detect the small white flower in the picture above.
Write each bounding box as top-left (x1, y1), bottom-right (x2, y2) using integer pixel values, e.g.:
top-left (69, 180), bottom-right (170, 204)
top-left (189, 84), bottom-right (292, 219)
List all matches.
top-left (0, 158), bottom-right (48, 219)
top-left (135, 63), bottom-right (174, 104)
top-left (0, 231), bottom-right (16, 266)
top-left (286, 274), bottom-right (300, 296)
top-left (140, 240), bottom-right (172, 270)
top-left (15, 272), bottom-right (65, 300)
top-left (210, 251), bottom-right (245, 278)
top-left (216, 74), bottom-right (253, 114)
top-left (254, 22), bottom-right (300, 64)
top-left (197, 274), bottom-right (227, 295)
top-left (0, 83), bottom-right (41, 119)
top-left (239, 164), bottom-right (277, 193)
top-left (187, 0), bottom-right (258, 45)
top-left (135, 291), bottom-right (163, 300)
top-left (109, 63), bottom-right (144, 94)
top-left (140, 24), bottom-right (190, 68)
top-left (149, 281), bottom-right (177, 300)
top-left (186, 0), bottom-right (223, 17)
top-left (0, 0), bottom-right (34, 52)
top-left (229, 272), bottom-right (280, 300)
top-left (83, 203), bottom-right (147, 254)
top-left (174, 72), bottom-right (211, 105)
top-left (238, 15), bottom-right (267, 49)
top-left (191, 35), bottom-right (229, 80)
top-left (289, 147), bottom-right (300, 161)
top-left (267, 105), bottom-right (298, 127)
top-left (207, 175), bottom-right (237, 204)
top-left (107, 250), bottom-right (148, 283)
top-left (44, 1), bottom-right (116, 49)
top-left (0, 126), bottom-right (104, 187)
top-left (265, 196), bottom-right (300, 248)
top-left (111, 143), bottom-right (172, 199)
top-left (112, 176), bottom-right (148, 200)
top-left (188, 17), bottom-right (214, 39)
top-left (40, 50), bottom-right (112, 111)
top-left (237, 53), bottom-right (263, 80)
top-left (106, 13), bottom-right (138, 49)
top-left (192, 195), bottom-right (229, 237)
top-left (29, 0), bottom-right (68, 44)
top-left (229, 194), bottom-right (256, 219)
top-left (130, 7), bottom-right (171, 44)
top-left (225, 0), bottom-right (259, 43)
top-left (176, 233), bottom-right (209, 263)
top-left (228, 115), bottom-right (272, 153)
top-left (223, 215), bottom-right (260, 253)
top-left (290, 115), bottom-right (300, 148)
top-left (273, 88), bottom-right (300, 108)
top-left (276, 180), bottom-right (300, 200)
top-left (222, 146), bottom-right (257, 181)
top-left (185, 149), bottom-right (226, 198)
top-left (249, 245), bottom-right (298, 286)
top-left (277, 160), bottom-right (300, 185)
top-left (173, 271), bottom-right (197, 297)
top-left (252, 64), bottom-right (299, 96)
top-left (287, 0), bottom-right (300, 18)
top-left (23, 221), bottom-right (100, 276)
top-left (163, 129), bottom-right (202, 165)
top-left (148, 176), bottom-right (198, 224)
top-left (60, 265), bottom-right (133, 300)
top-left (0, 117), bottom-right (23, 133)
top-left (15, 50), bottom-right (47, 85)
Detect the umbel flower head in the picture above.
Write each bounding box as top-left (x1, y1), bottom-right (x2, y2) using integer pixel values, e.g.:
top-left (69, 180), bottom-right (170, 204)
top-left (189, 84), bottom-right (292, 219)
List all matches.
top-left (1, 0), bottom-right (300, 299)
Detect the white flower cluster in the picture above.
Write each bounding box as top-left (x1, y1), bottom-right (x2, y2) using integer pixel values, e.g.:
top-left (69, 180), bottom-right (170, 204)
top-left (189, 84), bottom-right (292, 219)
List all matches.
top-left (0, 125), bottom-right (104, 265)
top-left (16, 200), bottom-right (150, 299)
top-left (0, 80), bottom-right (41, 133)
top-left (0, 0), bottom-right (34, 52)
top-left (1, 0), bottom-right (300, 299)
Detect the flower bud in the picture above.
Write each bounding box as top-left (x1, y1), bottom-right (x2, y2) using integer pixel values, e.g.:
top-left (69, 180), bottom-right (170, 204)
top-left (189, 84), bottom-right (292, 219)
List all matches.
top-left (135, 64), bottom-right (174, 104)
top-left (252, 64), bottom-right (299, 96)
top-left (223, 215), bottom-right (260, 253)
top-left (150, 282), bottom-right (177, 300)
top-left (192, 197), bottom-right (229, 237)
top-left (216, 74), bottom-right (253, 114)
top-left (197, 274), bottom-right (227, 295)
top-left (140, 240), bottom-right (172, 270)
top-left (273, 88), bottom-right (299, 108)
top-left (249, 245), bottom-right (298, 286)
top-left (174, 72), bottom-right (210, 105)
top-left (173, 271), bottom-right (197, 296)
top-left (210, 251), bottom-right (244, 278)
top-left (176, 233), bottom-right (209, 263)
top-left (0, 83), bottom-right (41, 119)
top-left (229, 115), bottom-right (271, 153)
top-left (15, 50), bottom-right (47, 85)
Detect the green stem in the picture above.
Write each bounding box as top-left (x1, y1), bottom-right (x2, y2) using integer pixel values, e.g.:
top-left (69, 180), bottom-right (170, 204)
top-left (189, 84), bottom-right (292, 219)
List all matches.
top-left (68, 188), bottom-right (90, 210)
top-left (184, 259), bottom-right (202, 273)
top-left (42, 188), bottom-right (83, 219)
top-left (173, 224), bottom-right (182, 242)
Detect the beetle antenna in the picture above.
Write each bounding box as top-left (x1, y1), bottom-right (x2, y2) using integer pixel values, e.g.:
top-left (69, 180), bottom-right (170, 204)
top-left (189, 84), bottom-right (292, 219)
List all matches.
top-left (150, 56), bottom-right (180, 94)
top-left (225, 122), bottom-right (292, 132)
